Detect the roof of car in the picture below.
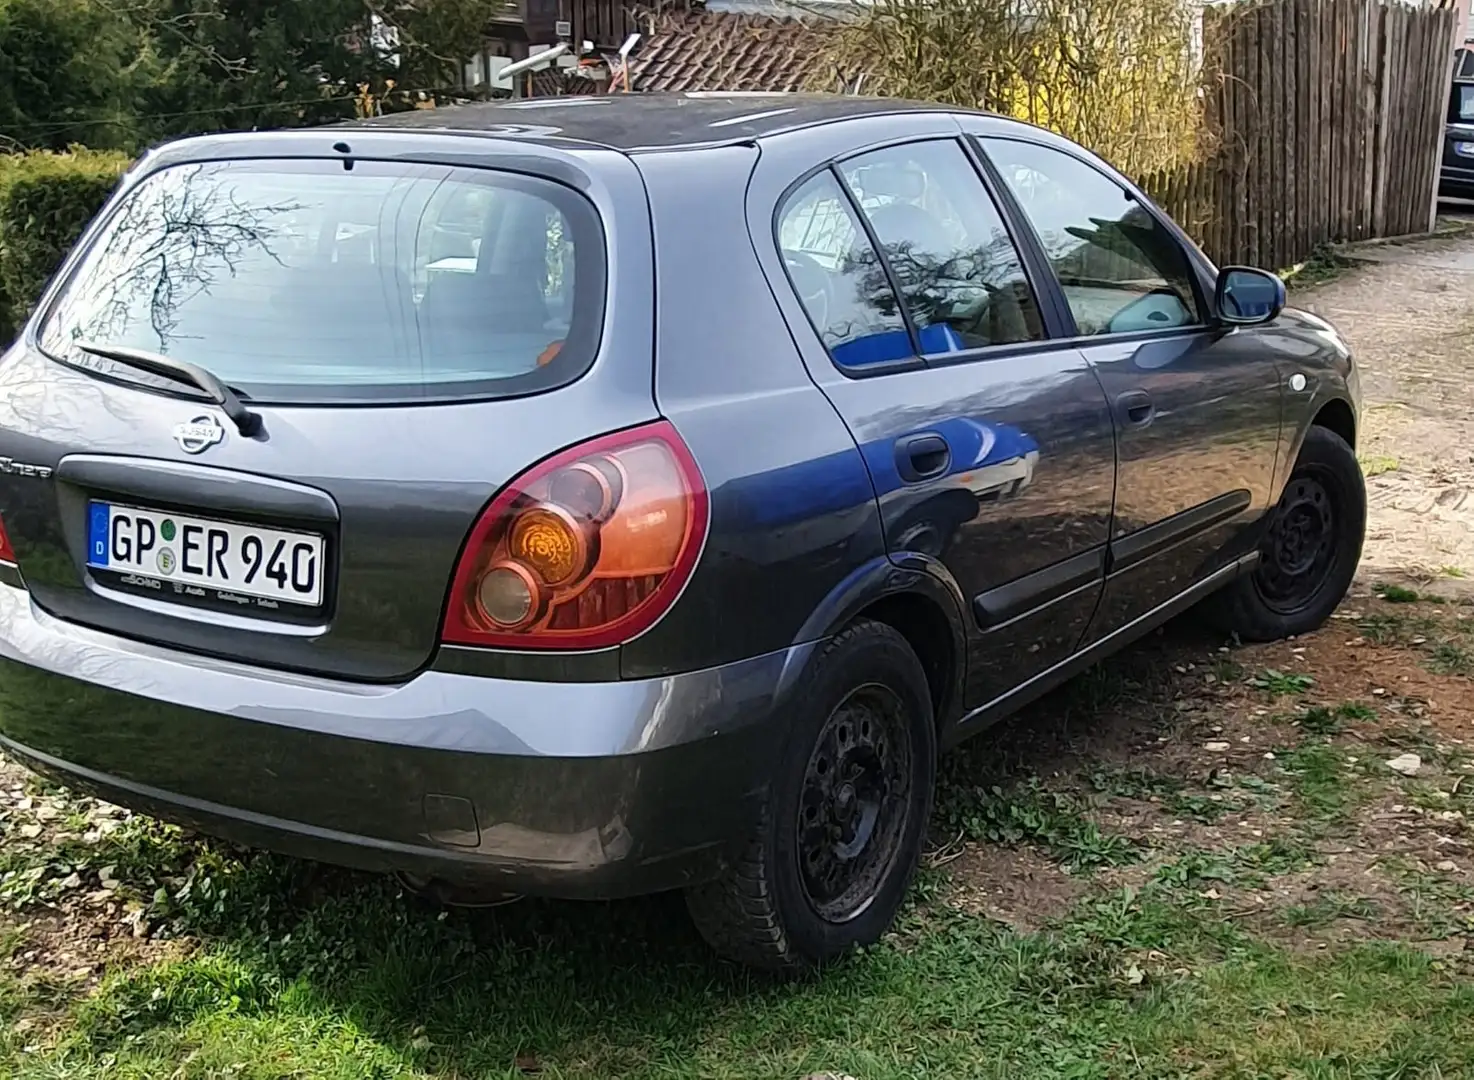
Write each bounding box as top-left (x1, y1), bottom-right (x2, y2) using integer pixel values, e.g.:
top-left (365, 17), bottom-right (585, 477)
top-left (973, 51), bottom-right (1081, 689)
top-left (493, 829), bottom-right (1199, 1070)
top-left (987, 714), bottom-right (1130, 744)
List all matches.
top-left (347, 92), bottom-right (962, 151)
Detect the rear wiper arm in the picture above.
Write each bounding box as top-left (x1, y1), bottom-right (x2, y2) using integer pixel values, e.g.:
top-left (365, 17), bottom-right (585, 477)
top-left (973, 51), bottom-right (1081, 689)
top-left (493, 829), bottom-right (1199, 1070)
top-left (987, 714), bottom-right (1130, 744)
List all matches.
top-left (74, 341), bottom-right (264, 438)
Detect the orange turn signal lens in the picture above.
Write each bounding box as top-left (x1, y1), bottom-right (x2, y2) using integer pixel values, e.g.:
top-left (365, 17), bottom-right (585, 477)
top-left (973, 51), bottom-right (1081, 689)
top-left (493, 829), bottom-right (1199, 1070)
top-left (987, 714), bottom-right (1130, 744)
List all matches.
top-left (508, 505), bottom-right (589, 587)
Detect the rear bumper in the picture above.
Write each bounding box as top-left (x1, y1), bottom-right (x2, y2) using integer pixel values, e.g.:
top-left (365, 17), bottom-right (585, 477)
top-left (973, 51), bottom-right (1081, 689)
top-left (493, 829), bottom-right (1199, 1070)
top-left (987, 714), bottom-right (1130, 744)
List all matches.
top-left (0, 584), bottom-right (807, 899)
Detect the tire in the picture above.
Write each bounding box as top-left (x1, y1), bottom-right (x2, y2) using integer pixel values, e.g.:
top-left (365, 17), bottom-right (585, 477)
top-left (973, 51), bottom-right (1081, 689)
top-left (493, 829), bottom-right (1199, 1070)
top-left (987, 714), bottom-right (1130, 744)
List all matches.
top-left (685, 619), bottom-right (937, 971)
top-left (1205, 424), bottom-right (1366, 642)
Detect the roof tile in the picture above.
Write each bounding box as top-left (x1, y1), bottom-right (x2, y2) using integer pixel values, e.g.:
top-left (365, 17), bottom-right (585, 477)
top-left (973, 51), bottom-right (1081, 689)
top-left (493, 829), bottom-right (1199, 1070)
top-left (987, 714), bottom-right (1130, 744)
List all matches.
top-left (626, 10), bottom-right (827, 94)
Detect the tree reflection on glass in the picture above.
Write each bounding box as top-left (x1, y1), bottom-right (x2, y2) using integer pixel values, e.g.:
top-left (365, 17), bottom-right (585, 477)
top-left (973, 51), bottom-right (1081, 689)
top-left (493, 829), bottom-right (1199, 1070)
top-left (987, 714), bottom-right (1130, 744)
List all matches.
top-left (839, 228), bottom-right (1043, 353)
top-left (43, 165), bottom-right (299, 357)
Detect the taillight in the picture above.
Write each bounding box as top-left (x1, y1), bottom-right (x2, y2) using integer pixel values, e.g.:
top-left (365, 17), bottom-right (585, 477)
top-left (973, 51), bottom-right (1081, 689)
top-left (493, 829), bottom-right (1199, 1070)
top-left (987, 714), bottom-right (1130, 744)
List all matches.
top-left (442, 421), bottom-right (709, 650)
top-left (0, 514), bottom-right (16, 563)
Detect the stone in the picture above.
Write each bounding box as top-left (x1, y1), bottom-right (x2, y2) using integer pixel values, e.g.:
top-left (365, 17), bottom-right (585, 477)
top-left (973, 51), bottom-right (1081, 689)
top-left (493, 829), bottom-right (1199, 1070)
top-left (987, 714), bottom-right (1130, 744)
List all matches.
top-left (1386, 753), bottom-right (1422, 776)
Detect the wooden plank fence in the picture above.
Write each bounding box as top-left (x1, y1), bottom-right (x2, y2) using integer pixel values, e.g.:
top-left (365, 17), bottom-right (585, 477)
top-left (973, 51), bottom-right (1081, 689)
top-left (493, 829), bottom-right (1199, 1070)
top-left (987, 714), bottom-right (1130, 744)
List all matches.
top-left (1141, 0), bottom-right (1456, 269)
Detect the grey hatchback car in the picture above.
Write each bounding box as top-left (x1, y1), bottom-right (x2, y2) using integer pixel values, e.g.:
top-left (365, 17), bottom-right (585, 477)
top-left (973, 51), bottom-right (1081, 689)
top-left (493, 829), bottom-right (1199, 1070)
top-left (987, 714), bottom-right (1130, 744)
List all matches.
top-left (0, 94), bottom-right (1363, 970)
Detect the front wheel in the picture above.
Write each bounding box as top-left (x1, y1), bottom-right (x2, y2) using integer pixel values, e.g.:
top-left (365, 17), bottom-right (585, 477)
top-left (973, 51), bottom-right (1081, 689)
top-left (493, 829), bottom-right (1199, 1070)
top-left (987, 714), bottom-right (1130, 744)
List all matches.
top-left (1206, 424), bottom-right (1366, 642)
top-left (685, 619), bottom-right (936, 971)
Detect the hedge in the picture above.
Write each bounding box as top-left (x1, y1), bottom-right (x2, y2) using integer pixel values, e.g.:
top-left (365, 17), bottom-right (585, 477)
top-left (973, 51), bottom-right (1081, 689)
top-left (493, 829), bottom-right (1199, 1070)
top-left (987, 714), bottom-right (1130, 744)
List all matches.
top-left (0, 149), bottom-right (130, 345)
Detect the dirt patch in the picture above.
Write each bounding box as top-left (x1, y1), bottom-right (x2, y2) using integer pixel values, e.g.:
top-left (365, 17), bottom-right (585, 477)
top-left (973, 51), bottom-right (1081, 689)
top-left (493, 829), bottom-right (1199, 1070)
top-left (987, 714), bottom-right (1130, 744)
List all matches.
top-left (943, 845), bottom-right (1086, 931)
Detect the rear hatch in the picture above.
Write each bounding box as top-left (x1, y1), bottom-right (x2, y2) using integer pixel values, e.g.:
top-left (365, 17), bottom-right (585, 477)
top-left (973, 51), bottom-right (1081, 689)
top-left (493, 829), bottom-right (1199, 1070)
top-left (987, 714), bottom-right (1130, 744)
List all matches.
top-left (0, 137), bottom-right (656, 681)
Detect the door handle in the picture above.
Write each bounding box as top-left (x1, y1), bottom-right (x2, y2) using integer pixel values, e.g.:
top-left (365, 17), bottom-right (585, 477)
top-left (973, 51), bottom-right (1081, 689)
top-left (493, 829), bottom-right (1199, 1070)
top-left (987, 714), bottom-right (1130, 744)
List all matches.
top-left (895, 433), bottom-right (951, 483)
top-left (1117, 390), bottom-right (1155, 428)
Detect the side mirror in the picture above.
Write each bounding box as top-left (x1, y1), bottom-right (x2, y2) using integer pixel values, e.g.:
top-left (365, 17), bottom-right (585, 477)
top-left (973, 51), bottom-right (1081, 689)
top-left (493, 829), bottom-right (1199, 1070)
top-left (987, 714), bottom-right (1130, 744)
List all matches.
top-left (1215, 266), bottom-right (1286, 326)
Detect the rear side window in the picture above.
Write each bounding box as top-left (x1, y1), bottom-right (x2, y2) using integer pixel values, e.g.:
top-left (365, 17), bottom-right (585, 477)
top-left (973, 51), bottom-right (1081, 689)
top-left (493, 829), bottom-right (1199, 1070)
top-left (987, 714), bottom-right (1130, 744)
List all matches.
top-left (38, 159), bottom-right (605, 403)
top-left (777, 140), bottom-right (1044, 372)
top-left (777, 171), bottom-right (913, 370)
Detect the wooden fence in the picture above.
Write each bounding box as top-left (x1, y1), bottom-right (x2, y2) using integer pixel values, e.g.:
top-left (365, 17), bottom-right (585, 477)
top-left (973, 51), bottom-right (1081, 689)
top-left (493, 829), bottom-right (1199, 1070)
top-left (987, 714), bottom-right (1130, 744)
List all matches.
top-left (1142, 0), bottom-right (1456, 270)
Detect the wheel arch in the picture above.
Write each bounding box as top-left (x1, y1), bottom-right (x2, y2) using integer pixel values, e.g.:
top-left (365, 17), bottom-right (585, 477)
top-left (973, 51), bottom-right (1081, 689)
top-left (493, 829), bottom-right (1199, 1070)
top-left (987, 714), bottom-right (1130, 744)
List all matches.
top-left (1274, 392), bottom-right (1359, 500)
top-left (1312, 397), bottom-right (1356, 450)
top-left (795, 554), bottom-right (969, 730)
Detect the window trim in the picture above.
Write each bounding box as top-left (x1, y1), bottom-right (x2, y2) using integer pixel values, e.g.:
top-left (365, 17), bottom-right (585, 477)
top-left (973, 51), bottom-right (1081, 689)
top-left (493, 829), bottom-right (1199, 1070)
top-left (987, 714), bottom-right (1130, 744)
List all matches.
top-left (973, 134), bottom-right (1214, 346)
top-left (772, 136), bottom-right (1062, 380)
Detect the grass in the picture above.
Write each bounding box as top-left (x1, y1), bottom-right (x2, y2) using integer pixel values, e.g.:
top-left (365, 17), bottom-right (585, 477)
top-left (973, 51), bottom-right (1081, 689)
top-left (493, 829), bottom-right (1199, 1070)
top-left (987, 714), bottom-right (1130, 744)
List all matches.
top-left (0, 850), bottom-right (1471, 1080)
top-left (1296, 701), bottom-right (1377, 738)
top-left (1277, 742), bottom-right (1368, 822)
top-left (1427, 640), bottom-right (1474, 676)
top-left (1282, 245), bottom-right (1356, 289)
top-left (1086, 764), bottom-right (1232, 823)
top-left (1377, 584), bottom-right (1422, 604)
top-left (1359, 453), bottom-right (1400, 477)
top-left (1249, 668), bottom-right (1315, 696)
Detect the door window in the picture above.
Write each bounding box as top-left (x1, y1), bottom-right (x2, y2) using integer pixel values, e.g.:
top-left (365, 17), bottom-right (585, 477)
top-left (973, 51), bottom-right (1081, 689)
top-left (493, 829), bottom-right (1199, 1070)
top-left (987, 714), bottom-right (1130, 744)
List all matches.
top-left (838, 141), bottom-right (1043, 353)
top-left (983, 139), bottom-right (1202, 337)
top-left (777, 171), bottom-right (915, 370)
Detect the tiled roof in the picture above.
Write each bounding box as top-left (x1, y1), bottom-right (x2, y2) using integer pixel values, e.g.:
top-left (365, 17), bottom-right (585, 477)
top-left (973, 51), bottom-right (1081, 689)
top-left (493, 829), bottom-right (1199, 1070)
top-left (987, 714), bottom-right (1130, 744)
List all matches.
top-left (626, 10), bottom-right (829, 94)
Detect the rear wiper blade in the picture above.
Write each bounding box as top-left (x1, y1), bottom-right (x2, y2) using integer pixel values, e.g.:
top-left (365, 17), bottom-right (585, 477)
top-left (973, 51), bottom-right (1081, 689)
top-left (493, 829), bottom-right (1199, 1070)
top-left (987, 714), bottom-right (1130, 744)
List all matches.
top-left (74, 341), bottom-right (264, 438)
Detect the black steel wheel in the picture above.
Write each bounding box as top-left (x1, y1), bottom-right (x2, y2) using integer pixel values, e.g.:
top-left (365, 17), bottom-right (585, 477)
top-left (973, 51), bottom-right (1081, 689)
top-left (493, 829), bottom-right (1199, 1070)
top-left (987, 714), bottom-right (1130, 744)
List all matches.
top-left (685, 619), bottom-right (937, 971)
top-left (796, 684), bottom-right (912, 923)
top-left (1203, 424), bottom-right (1366, 642)
top-left (1252, 467), bottom-right (1342, 616)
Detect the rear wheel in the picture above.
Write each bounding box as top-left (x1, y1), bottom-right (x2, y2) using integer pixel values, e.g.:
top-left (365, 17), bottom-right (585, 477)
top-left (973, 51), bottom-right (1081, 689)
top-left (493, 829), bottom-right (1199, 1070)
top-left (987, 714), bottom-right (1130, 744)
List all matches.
top-left (685, 619), bottom-right (936, 971)
top-left (1206, 424), bottom-right (1366, 641)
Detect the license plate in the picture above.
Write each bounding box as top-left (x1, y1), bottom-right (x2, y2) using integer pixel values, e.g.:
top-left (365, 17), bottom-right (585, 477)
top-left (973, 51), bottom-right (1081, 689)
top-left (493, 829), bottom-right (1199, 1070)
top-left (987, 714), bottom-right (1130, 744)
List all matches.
top-left (87, 502), bottom-right (325, 608)
top-left (1457, 141), bottom-right (1474, 156)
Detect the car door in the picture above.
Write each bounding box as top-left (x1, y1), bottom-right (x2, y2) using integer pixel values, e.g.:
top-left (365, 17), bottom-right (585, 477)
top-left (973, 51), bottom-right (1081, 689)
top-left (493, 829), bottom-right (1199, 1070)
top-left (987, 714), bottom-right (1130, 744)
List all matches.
top-left (751, 121), bottom-right (1118, 712)
top-left (975, 133), bottom-right (1284, 637)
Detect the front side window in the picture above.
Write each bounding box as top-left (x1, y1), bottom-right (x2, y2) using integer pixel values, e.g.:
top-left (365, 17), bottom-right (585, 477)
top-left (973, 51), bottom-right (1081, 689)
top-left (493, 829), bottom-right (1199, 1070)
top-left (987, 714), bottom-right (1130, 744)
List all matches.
top-left (984, 139), bottom-right (1202, 337)
top-left (777, 171), bottom-right (914, 370)
top-left (39, 159), bottom-right (603, 402)
top-left (839, 140), bottom-right (1044, 354)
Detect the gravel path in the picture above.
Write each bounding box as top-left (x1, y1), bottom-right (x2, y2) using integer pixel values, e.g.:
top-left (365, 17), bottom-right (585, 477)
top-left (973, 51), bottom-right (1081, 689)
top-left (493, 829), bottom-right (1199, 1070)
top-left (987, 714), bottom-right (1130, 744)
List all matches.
top-left (1296, 231), bottom-right (1474, 585)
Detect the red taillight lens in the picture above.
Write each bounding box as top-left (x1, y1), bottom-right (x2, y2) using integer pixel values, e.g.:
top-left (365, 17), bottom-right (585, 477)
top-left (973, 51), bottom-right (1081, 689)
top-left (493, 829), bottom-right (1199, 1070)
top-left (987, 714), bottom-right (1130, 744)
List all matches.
top-left (441, 421), bottom-right (709, 650)
top-left (0, 515), bottom-right (16, 563)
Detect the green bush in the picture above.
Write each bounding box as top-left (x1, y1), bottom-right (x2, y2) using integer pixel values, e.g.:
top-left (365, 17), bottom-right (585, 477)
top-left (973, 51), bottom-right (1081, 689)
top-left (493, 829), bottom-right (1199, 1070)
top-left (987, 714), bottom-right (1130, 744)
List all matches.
top-left (0, 148), bottom-right (128, 344)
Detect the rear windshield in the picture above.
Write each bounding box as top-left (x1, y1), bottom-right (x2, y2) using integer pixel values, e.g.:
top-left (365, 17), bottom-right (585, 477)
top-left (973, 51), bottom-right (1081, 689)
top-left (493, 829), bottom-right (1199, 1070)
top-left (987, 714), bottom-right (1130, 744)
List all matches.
top-left (38, 158), bottom-right (606, 403)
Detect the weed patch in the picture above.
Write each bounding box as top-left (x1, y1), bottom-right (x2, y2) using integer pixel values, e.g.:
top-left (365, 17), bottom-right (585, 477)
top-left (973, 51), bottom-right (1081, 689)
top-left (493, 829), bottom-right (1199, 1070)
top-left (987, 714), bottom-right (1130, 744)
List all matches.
top-left (1250, 669), bottom-right (1315, 696)
top-left (1277, 743), bottom-right (1366, 821)
top-left (938, 776), bottom-right (1138, 871)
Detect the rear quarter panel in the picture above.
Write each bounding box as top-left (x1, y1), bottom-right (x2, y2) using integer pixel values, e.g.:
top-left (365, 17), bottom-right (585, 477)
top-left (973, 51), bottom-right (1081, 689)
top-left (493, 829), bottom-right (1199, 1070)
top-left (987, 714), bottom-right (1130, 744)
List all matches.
top-left (624, 145), bottom-right (902, 679)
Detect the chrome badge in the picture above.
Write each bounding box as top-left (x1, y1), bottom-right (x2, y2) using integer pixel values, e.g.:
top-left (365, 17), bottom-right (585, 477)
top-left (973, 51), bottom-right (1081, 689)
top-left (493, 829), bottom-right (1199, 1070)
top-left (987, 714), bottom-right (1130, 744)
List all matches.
top-left (173, 414), bottom-right (225, 455)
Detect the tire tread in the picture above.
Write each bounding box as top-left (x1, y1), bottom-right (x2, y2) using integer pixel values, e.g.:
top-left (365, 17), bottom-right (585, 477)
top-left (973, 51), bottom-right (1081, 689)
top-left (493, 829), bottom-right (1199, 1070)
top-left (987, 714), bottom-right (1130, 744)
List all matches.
top-left (684, 618), bottom-right (932, 971)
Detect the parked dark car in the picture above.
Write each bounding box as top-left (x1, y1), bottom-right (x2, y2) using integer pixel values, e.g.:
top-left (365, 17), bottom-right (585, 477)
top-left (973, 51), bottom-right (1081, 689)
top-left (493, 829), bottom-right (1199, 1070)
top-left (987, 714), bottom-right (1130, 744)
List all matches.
top-left (1440, 69), bottom-right (1474, 200)
top-left (0, 94), bottom-right (1364, 970)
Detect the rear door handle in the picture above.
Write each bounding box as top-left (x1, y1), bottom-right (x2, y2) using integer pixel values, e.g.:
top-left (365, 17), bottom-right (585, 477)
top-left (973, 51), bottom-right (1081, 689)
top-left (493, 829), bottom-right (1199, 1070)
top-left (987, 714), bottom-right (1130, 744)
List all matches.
top-left (895, 433), bottom-right (951, 483)
top-left (1117, 389), bottom-right (1155, 428)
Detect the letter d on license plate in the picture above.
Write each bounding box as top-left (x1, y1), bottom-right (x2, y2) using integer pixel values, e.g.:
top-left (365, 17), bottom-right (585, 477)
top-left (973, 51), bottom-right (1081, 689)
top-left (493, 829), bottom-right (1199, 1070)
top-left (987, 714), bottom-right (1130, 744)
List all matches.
top-left (87, 501), bottom-right (326, 607)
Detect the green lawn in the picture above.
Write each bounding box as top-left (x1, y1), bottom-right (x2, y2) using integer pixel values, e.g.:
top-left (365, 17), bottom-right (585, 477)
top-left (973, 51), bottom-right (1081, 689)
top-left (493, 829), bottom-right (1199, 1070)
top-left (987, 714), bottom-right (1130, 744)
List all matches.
top-left (3, 837), bottom-right (1471, 1079)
